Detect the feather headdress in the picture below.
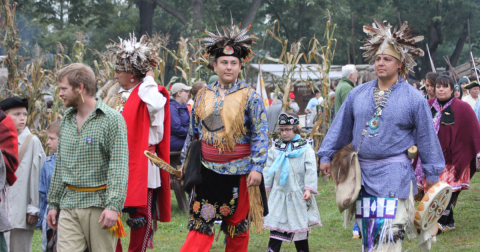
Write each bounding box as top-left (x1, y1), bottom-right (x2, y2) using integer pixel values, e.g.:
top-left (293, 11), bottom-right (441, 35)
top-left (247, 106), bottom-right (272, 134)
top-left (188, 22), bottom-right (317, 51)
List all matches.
top-left (108, 33), bottom-right (160, 76)
top-left (202, 17), bottom-right (256, 62)
top-left (361, 19), bottom-right (424, 77)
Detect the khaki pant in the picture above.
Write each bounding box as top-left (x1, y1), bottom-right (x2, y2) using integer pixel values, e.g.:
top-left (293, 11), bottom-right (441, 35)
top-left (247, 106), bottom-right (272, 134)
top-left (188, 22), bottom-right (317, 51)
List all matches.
top-left (57, 207), bottom-right (116, 252)
top-left (4, 229), bottom-right (34, 252)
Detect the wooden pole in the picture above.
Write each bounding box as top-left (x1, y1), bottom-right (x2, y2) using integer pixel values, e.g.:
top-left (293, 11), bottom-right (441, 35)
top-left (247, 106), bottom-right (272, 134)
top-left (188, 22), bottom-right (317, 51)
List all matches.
top-left (468, 19), bottom-right (472, 72)
top-left (347, 42), bottom-right (351, 64)
top-left (351, 12), bottom-right (356, 65)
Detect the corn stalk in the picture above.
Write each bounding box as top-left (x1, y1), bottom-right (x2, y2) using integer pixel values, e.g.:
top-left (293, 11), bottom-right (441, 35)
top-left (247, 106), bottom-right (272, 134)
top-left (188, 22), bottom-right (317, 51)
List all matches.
top-left (151, 33), bottom-right (170, 86)
top-left (162, 36), bottom-right (208, 88)
top-left (0, 0), bottom-right (20, 93)
top-left (263, 20), bottom-right (307, 114)
top-left (306, 10), bottom-right (337, 141)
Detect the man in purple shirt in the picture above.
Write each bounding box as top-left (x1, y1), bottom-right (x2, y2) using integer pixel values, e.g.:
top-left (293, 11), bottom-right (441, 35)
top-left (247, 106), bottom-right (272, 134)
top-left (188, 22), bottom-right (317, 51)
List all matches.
top-left (318, 19), bottom-right (445, 251)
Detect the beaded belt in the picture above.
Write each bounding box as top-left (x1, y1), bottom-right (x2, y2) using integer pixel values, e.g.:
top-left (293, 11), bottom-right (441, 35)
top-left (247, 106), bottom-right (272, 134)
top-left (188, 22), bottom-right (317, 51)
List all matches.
top-left (355, 197), bottom-right (398, 219)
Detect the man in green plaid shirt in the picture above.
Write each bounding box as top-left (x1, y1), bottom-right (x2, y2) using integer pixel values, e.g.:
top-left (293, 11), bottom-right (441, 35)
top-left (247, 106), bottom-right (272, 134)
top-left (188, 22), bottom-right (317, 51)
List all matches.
top-left (46, 63), bottom-right (129, 252)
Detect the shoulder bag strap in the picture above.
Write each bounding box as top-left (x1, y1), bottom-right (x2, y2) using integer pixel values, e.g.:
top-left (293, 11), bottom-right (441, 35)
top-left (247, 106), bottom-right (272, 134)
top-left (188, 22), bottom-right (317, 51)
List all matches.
top-left (18, 134), bottom-right (34, 162)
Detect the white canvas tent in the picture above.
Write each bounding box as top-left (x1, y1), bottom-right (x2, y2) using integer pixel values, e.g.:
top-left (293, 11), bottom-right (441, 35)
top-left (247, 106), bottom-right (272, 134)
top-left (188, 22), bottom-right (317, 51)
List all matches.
top-left (249, 64), bottom-right (374, 87)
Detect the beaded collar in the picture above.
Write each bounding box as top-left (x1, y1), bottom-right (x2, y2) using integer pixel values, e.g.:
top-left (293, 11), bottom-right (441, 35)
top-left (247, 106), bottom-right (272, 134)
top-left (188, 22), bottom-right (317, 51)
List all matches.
top-left (217, 80), bottom-right (237, 90)
top-left (274, 137), bottom-right (307, 151)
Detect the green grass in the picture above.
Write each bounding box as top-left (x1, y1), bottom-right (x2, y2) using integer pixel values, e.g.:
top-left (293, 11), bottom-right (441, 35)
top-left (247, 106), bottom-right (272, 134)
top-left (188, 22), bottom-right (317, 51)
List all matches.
top-left (33, 175), bottom-right (480, 251)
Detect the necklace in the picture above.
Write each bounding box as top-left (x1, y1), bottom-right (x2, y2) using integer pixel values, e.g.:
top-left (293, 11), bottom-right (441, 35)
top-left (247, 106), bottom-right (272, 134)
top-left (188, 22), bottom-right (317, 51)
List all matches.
top-left (367, 80), bottom-right (397, 137)
top-left (213, 82), bottom-right (226, 115)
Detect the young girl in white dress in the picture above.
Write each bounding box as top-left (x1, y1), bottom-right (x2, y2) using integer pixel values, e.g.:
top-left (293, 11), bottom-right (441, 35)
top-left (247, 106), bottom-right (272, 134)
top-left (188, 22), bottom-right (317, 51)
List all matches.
top-left (263, 112), bottom-right (321, 252)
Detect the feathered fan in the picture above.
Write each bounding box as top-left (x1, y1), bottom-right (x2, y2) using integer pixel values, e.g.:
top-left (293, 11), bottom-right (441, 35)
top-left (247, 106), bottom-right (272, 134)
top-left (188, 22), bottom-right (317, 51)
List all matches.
top-left (108, 33), bottom-right (160, 76)
top-left (202, 17), bottom-right (257, 62)
top-left (360, 19), bottom-right (424, 77)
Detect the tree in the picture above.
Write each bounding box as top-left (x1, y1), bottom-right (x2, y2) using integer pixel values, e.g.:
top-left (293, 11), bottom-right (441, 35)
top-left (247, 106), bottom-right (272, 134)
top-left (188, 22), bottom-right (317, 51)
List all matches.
top-left (138, 0), bottom-right (157, 36)
top-left (150, 0), bottom-right (263, 33)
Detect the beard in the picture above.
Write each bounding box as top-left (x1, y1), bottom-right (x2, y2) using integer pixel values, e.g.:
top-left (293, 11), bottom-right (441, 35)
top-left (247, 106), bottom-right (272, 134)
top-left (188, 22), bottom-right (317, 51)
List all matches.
top-left (63, 95), bottom-right (81, 108)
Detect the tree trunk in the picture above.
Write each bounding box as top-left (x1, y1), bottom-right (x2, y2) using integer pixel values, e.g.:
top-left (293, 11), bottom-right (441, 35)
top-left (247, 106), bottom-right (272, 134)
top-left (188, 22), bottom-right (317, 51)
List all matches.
top-left (153, 0), bottom-right (187, 25)
top-left (138, 0), bottom-right (157, 36)
top-left (296, 2), bottom-right (305, 40)
top-left (191, 0), bottom-right (203, 31)
top-left (351, 12), bottom-right (355, 65)
top-left (422, 2), bottom-right (442, 76)
top-left (241, 0), bottom-right (263, 29)
top-left (265, 0), bottom-right (289, 40)
top-left (449, 20), bottom-right (469, 68)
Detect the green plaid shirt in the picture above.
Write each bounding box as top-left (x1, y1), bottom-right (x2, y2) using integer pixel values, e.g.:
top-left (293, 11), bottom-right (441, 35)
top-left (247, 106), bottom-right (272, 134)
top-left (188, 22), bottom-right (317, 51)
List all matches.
top-left (48, 99), bottom-right (129, 212)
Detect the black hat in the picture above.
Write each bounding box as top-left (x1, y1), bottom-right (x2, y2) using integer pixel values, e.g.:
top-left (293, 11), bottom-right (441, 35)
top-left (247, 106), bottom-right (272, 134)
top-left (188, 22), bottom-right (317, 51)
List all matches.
top-left (0, 97), bottom-right (28, 111)
top-left (278, 113), bottom-right (299, 126)
top-left (464, 81), bottom-right (480, 90)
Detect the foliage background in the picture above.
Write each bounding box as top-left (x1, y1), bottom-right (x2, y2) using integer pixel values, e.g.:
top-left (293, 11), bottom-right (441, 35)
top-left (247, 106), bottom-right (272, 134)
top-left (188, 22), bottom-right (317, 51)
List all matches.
top-left (8, 0), bottom-right (480, 82)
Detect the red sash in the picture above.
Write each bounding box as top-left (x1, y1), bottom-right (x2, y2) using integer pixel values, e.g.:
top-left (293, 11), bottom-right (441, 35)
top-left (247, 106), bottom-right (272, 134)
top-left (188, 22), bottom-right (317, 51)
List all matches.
top-left (122, 84), bottom-right (171, 222)
top-left (201, 141), bottom-right (251, 163)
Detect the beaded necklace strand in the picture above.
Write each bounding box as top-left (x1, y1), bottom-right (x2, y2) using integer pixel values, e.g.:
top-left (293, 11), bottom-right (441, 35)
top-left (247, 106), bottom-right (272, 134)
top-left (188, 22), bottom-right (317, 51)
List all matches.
top-left (367, 79), bottom-right (397, 137)
top-left (212, 80), bottom-right (236, 115)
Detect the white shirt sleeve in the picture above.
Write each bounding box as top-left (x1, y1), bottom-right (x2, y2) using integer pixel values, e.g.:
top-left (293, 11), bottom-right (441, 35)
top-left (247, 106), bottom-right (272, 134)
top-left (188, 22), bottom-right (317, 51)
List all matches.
top-left (138, 76), bottom-right (167, 143)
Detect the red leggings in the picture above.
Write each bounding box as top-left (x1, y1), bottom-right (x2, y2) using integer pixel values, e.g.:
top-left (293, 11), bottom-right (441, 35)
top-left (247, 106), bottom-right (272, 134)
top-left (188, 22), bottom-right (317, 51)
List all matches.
top-left (116, 189), bottom-right (154, 252)
top-left (179, 176), bottom-right (250, 252)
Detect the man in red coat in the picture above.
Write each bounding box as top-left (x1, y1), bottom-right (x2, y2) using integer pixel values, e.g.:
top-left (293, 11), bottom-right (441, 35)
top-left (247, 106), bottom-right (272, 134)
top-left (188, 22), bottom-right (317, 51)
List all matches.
top-left (110, 33), bottom-right (171, 252)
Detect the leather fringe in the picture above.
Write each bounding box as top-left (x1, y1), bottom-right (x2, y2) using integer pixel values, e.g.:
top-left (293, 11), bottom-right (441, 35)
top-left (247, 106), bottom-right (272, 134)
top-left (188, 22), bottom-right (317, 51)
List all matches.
top-left (343, 204), bottom-right (355, 229)
top-left (405, 189), bottom-right (417, 240)
top-left (187, 216), bottom-right (215, 236)
top-left (247, 186), bottom-right (264, 234)
top-left (220, 219), bottom-right (249, 238)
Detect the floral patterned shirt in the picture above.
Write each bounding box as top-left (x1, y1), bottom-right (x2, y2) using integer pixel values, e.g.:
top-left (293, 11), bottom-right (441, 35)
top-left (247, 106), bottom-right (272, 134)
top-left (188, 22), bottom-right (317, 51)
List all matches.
top-left (180, 81), bottom-right (268, 175)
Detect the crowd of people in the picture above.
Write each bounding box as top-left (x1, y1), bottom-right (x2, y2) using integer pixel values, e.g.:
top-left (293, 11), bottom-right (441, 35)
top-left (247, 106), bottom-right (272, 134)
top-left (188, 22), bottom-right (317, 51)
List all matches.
top-left (0, 16), bottom-right (479, 252)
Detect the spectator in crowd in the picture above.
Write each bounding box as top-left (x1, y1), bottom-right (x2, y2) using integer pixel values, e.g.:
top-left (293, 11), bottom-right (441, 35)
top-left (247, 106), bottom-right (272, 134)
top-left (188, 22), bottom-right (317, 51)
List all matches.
top-left (267, 93), bottom-right (284, 133)
top-left (288, 92), bottom-right (300, 113)
top-left (334, 64), bottom-right (358, 114)
top-left (412, 81), bottom-right (419, 89)
top-left (463, 81), bottom-right (480, 110)
top-left (37, 120), bottom-right (60, 251)
top-left (170, 83), bottom-right (192, 151)
top-left (329, 82), bottom-right (336, 119)
top-left (425, 72), bottom-right (439, 100)
top-left (187, 81), bottom-right (207, 114)
top-left (305, 90), bottom-right (322, 127)
top-left (457, 77), bottom-right (470, 99)
top-left (454, 83), bottom-right (463, 99)
top-left (0, 97), bottom-right (46, 252)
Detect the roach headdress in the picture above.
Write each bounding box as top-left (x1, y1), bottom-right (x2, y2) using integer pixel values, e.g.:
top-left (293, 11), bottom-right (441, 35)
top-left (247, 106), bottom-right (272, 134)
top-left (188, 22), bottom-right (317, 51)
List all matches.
top-left (202, 17), bottom-right (256, 62)
top-left (361, 19), bottom-right (424, 77)
top-left (108, 33), bottom-right (160, 76)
